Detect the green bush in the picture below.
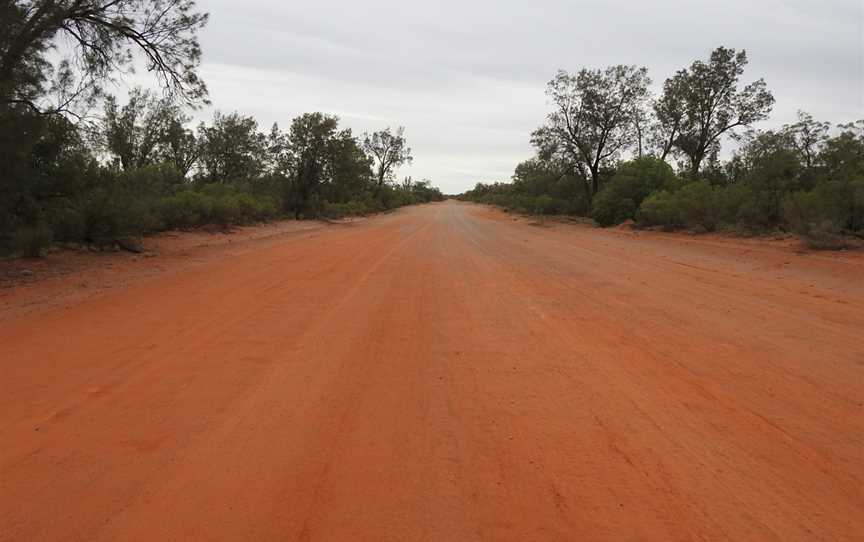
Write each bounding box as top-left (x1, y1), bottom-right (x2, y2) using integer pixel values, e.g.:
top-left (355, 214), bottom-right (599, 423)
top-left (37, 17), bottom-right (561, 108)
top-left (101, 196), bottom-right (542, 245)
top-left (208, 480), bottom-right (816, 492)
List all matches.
top-left (210, 195), bottom-right (239, 225)
top-left (161, 191), bottom-right (214, 228)
top-left (511, 194), bottom-right (536, 214)
top-left (593, 157), bottom-right (681, 226)
top-left (359, 191), bottom-right (385, 213)
top-left (120, 163), bottom-right (186, 196)
top-left (533, 195), bottom-right (555, 215)
top-left (799, 220), bottom-right (847, 250)
top-left (50, 206), bottom-right (87, 242)
top-left (323, 200), bottom-right (370, 218)
top-left (636, 190), bottom-right (677, 229)
top-left (14, 222), bottom-right (53, 257)
top-left (80, 188), bottom-right (151, 243)
top-left (636, 182), bottom-right (722, 231)
top-left (593, 195), bottom-right (636, 226)
top-left (674, 182), bottom-right (722, 231)
top-left (782, 180), bottom-right (863, 247)
top-left (160, 189), bottom-right (279, 228)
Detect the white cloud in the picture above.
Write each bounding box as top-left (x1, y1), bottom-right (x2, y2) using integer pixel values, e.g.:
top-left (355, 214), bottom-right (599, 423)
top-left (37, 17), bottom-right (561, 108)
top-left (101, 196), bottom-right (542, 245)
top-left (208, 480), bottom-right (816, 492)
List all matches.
top-left (186, 0), bottom-right (863, 193)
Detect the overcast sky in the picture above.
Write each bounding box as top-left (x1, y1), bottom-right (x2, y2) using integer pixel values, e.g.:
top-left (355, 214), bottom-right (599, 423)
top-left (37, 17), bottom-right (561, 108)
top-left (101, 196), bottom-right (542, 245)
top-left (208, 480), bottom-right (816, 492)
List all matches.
top-left (188, 0), bottom-right (863, 194)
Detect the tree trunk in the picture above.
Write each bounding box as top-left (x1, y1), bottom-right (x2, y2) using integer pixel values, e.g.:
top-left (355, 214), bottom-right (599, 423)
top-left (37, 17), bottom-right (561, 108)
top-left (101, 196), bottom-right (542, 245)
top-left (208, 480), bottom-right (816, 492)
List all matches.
top-left (590, 165), bottom-right (600, 197)
top-left (689, 150), bottom-right (705, 179)
top-left (660, 138), bottom-right (673, 162)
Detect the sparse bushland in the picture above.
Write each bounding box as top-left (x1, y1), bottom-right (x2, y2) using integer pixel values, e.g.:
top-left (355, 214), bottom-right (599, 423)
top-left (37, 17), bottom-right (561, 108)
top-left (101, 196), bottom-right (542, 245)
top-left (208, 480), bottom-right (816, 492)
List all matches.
top-left (460, 47), bottom-right (863, 248)
top-left (0, 2), bottom-right (441, 258)
top-left (0, 102), bottom-right (441, 257)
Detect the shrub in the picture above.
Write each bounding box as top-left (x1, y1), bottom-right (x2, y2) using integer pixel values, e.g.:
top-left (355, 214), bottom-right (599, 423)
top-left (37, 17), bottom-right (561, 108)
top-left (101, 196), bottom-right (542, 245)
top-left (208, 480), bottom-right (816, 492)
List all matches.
top-left (13, 222), bottom-right (53, 257)
top-left (636, 190), bottom-right (678, 229)
top-left (80, 188), bottom-right (145, 243)
top-left (799, 220), bottom-right (847, 250)
top-left (783, 181), bottom-right (859, 248)
top-left (161, 191), bottom-right (213, 228)
top-left (50, 206), bottom-right (87, 242)
top-left (160, 188), bottom-right (280, 228)
top-left (674, 182), bottom-right (722, 231)
top-left (323, 201), bottom-right (369, 218)
top-left (592, 157), bottom-right (681, 226)
top-left (510, 194), bottom-right (536, 214)
top-left (592, 194), bottom-right (636, 226)
top-left (636, 182), bottom-right (721, 231)
top-left (120, 163), bottom-right (186, 196)
top-left (533, 195), bottom-right (558, 215)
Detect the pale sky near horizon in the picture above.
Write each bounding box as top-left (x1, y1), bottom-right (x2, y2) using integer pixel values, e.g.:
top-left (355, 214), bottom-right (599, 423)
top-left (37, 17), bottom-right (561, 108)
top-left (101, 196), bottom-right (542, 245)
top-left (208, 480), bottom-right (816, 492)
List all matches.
top-left (182, 0), bottom-right (862, 194)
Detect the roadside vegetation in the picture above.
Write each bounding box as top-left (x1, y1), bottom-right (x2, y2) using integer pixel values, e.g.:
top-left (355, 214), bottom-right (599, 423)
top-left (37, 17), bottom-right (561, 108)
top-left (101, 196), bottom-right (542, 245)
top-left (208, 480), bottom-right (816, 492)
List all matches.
top-left (0, 1), bottom-right (442, 257)
top-left (461, 47), bottom-right (863, 249)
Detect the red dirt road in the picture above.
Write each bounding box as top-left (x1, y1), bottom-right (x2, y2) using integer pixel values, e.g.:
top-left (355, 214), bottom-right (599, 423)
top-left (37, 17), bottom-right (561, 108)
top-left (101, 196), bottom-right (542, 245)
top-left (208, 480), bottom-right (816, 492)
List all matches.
top-left (2, 201), bottom-right (863, 541)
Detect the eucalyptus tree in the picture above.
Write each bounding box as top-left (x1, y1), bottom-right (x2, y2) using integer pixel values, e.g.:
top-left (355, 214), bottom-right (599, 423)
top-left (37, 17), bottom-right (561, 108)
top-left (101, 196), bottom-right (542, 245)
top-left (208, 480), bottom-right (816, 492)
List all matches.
top-left (0, 0), bottom-right (209, 115)
top-left (362, 126), bottom-right (413, 187)
top-left (1, 1), bottom-right (209, 231)
top-left (651, 74), bottom-right (688, 162)
top-left (160, 116), bottom-right (198, 177)
top-left (102, 87), bottom-right (181, 170)
top-left (196, 112), bottom-right (267, 183)
top-left (657, 47), bottom-right (774, 177)
top-left (285, 113), bottom-right (372, 216)
top-left (324, 126), bottom-right (372, 204)
top-left (781, 111), bottom-right (831, 169)
top-left (533, 65), bottom-right (651, 198)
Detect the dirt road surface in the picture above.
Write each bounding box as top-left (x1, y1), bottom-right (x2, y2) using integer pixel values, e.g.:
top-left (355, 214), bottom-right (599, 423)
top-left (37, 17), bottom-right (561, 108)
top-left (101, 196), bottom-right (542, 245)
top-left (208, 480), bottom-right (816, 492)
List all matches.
top-left (2, 201), bottom-right (863, 541)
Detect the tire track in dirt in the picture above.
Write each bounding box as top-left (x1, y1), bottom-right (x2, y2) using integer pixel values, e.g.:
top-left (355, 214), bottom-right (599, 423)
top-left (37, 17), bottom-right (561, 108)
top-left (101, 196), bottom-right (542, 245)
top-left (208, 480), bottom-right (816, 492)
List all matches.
top-left (1, 201), bottom-right (862, 541)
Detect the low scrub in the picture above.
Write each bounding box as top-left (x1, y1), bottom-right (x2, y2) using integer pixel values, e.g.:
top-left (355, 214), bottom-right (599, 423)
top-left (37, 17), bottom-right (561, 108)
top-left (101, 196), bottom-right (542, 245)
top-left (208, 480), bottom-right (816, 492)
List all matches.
top-left (636, 182), bottom-right (724, 231)
top-left (593, 157), bottom-right (680, 226)
top-left (13, 222), bottom-right (53, 257)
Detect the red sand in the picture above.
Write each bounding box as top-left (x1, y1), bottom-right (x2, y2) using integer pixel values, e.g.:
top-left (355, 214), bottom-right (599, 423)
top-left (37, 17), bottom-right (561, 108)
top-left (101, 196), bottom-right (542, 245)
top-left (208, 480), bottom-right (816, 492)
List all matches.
top-left (2, 201), bottom-right (862, 541)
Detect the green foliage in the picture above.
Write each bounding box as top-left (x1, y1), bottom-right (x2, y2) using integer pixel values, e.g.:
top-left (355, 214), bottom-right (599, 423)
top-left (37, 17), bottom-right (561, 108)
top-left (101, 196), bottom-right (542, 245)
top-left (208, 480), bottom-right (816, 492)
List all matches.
top-left (281, 113), bottom-right (377, 218)
top-left (656, 47), bottom-right (775, 177)
top-left (102, 89), bottom-right (188, 171)
top-left (634, 190), bottom-right (677, 229)
top-left (461, 157), bottom-right (590, 216)
top-left (489, 53), bottom-right (862, 250)
top-left (0, 2), bottom-right (443, 257)
top-left (674, 182), bottom-right (724, 231)
top-left (1, 98), bottom-right (437, 255)
top-left (210, 193), bottom-right (265, 225)
top-left (196, 112), bottom-right (267, 183)
top-left (592, 196), bottom-right (637, 226)
top-left (363, 127), bottom-right (413, 187)
top-left (161, 191), bottom-right (214, 228)
top-left (534, 195), bottom-right (560, 215)
top-left (592, 157), bottom-right (680, 226)
top-left (319, 180), bottom-right (443, 219)
top-left (535, 65), bottom-right (651, 195)
top-left (13, 222), bottom-right (53, 257)
top-left (81, 190), bottom-right (149, 243)
top-left (160, 188), bottom-right (279, 228)
top-left (635, 181), bottom-right (731, 231)
top-left (322, 201), bottom-right (370, 218)
top-left (0, 1), bottom-right (209, 112)
top-left (783, 180), bottom-right (864, 247)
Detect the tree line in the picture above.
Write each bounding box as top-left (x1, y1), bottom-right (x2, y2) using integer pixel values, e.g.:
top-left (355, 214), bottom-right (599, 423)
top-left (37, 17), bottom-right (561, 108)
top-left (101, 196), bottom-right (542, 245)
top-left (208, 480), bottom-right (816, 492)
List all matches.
top-left (461, 47), bottom-right (863, 248)
top-left (0, 1), bottom-right (442, 257)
